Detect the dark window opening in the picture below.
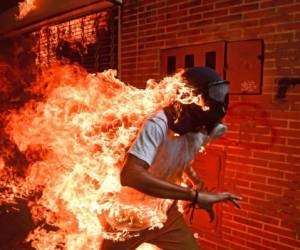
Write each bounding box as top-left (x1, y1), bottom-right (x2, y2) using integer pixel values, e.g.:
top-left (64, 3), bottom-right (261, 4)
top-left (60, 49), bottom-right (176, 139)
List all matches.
top-left (205, 51), bottom-right (216, 70)
top-left (185, 54), bottom-right (194, 68)
top-left (167, 56), bottom-right (176, 74)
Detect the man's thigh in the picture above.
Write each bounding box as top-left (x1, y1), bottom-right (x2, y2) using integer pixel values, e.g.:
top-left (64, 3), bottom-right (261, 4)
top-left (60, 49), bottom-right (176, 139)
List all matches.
top-left (146, 204), bottom-right (200, 250)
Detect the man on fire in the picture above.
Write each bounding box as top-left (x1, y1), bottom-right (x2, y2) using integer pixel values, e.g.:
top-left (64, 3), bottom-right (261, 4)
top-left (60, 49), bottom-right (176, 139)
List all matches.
top-left (101, 67), bottom-right (241, 250)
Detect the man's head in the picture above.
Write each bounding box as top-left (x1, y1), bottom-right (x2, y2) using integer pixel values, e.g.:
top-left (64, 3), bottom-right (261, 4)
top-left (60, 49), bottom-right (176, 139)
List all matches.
top-left (165, 66), bottom-right (229, 135)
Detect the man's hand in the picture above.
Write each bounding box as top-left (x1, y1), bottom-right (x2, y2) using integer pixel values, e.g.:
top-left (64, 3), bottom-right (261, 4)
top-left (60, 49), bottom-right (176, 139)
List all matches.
top-left (197, 192), bottom-right (242, 222)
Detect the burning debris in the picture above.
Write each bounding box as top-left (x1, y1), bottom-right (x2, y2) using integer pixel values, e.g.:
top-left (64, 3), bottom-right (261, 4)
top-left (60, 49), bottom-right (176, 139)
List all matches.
top-left (0, 62), bottom-right (205, 249)
top-left (16, 0), bottom-right (37, 20)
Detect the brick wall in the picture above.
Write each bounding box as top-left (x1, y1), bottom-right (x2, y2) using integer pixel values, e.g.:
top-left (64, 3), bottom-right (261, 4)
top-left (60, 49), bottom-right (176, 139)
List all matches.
top-left (121, 0), bottom-right (300, 249)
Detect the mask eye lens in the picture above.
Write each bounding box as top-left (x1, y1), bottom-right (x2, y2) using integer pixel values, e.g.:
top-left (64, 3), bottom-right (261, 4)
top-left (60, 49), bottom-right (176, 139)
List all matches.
top-left (208, 81), bottom-right (229, 103)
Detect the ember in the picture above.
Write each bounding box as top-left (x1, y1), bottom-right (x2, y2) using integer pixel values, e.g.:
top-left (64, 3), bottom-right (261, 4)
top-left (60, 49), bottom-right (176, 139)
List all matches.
top-left (1, 62), bottom-right (203, 249)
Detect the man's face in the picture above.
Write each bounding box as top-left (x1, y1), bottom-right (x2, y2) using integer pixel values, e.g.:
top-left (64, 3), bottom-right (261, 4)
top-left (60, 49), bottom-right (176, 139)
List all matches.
top-left (185, 81), bottom-right (229, 133)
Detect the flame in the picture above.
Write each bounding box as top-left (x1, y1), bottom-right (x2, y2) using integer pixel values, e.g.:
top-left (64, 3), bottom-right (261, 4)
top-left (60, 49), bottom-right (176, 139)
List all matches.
top-left (1, 62), bottom-right (204, 249)
top-left (33, 11), bottom-right (109, 67)
top-left (137, 243), bottom-right (161, 250)
top-left (16, 0), bottom-right (37, 20)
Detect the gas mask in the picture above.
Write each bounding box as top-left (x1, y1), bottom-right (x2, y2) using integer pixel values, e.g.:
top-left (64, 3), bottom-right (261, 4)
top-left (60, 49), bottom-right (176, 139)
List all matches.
top-left (188, 79), bottom-right (229, 133)
top-left (165, 67), bottom-right (230, 135)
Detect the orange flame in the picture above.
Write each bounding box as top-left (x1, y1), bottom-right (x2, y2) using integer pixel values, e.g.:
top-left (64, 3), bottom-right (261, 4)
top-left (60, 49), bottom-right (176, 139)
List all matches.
top-left (1, 62), bottom-right (204, 249)
top-left (16, 0), bottom-right (37, 20)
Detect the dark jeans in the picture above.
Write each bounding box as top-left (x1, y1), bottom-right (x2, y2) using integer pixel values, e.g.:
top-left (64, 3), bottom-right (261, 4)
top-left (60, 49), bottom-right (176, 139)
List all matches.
top-left (101, 203), bottom-right (200, 250)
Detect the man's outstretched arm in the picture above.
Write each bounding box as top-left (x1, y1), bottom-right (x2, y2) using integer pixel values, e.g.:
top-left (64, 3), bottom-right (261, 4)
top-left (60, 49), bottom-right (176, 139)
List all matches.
top-left (120, 154), bottom-right (241, 222)
top-left (120, 154), bottom-right (195, 202)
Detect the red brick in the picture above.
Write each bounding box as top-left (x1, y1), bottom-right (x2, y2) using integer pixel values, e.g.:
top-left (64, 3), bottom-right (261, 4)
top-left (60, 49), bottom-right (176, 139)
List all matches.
top-left (138, 10), bottom-right (156, 20)
top-left (165, 9), bottom-right (188, 20)
top-left (139, 23), bottom-right (157, 31)
top-left (280, 237), bottom-right (300, 248)
top-left (249, 198), bottom-right (271, 210)
top-left (281, 220), bottom-right (300, 232)
top-left (223, 205), bottom-right (249, 217)
top-left (243, 126), bottom-right (273, 135)
top-left (215, 0), bottom-right (242, 9)
top-left (244, 25), bottom-right (276, 35)
top-left (164, 37), bottom-right (189, 47)
top-left (267, 119), bottom-right (288, 128)
top-left (286, 155), bottom-right (300, 166)
top-left (138, 35), bottom-right (158, 43)
top-left (189, 19), bottom-right (213, 28)
top-left (236, 187), bottom-right (266, 199)
top-left (222, 234), bottom-right (248, 247)
top-left (275, 128), bottom-right (300, 138)
top-left (223, 219), bottom-right (247, 231)
top-left (229, 20), bottom-right (259, 29)
top-left (271, 145), bottom-right (300, 155)
top-left (288, 139), bottom-right (300, 147)
top-left (248, 227), bottom-right (278, 241)
top-left (216, 14), bottom-right (243, 24)
top-left (234, 216), bottom-right (263, 228)
top-left (227, 155), bottom-right (268, 167)
top-left (189, 4), bottom-right (214, 14)
top-left (177, 29), bottom-right (201, 37)
top-left (267, 178), bottom-right (294, 188)
top-left (228, 242), bottom-right (249, 250)
top-left (248, 211), bottom-right (280, 225)
top-left (244, 9), bottom-right (276, 19)
top-left (197, 240), bottom-right (218, 249)
top-left (122, 26), bottom-right (139, 33)
top-left (157, 5), bottom-right (178, 15)
top-left (226, 147), bottom-right (249, 156)
top-left (230, 3), bottom-right (259, 13)
top-left (277, 3), bottom-right (300, 13)
top-left (276, 41), bottom-right (300, 49)
top-left (272, 111), bottom-right (299, 120)
top-left (268, 162), bottom-right (298, 172)
top-left (254, 135), bottom-right (286, 146)
top-left (251, 182), bottom-right (282, 195)
top-left (260, 14), bottom-right (292, 25)
top-left (179, 13), bottom-right (202, 23)
top-left (232, 229), bottom-right (262, 243)
top-left (262, 239), bottom-right (294, 250)
top-left (145, 2), bottom-right (165, 11)
top-left (178, 0), bottom-right (203, 9)
top-left (290, 103), bottom-right (300, 111)
top-left (268, 0), bottom-right (294, 6)
top-left (252, 151), bottom-right (285, 162)
top-left (203, 9), bottom-right (228, 18)
top-left (246, 242), bottom-right (272, 250)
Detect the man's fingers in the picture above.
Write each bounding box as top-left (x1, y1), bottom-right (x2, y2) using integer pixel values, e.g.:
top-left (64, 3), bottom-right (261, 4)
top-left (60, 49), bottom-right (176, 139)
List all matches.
top-left (221, 193), bottom-right (242, 208)
top-left (229, 194), bottom-right (242, 201)
top-left (229, 198), bottom-right (241, 208)
top-left (221, 193), bottom-right (242, 201)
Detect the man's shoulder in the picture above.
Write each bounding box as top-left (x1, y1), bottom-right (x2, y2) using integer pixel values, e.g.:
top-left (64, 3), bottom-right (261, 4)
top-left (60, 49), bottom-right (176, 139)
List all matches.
top-left (149, 110), bottom-right (168, 126)
top-left (129, 111), bottom-right (168, 166)
top-left (147, 110), bottom-right (168, 135)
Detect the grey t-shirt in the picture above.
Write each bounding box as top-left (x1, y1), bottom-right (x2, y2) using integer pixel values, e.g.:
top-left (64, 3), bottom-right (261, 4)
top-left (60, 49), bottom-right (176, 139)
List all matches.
top-left (129, 111), bottom-right (208, 184)
top-left (111, 111), bottom-right (209, 232)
